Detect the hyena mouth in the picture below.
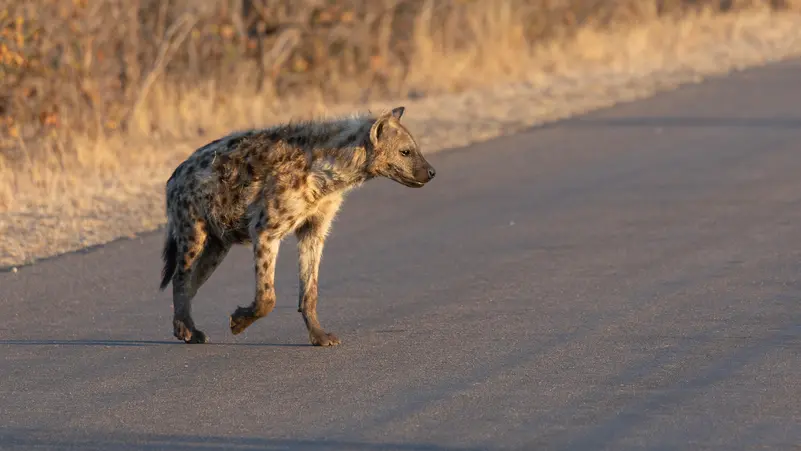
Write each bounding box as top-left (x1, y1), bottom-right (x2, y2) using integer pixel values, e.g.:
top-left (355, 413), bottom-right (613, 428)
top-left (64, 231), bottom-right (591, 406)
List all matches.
top-left (395, 175), bottom-right (425, 188)
top-left (389, 166), bottom-right (425, 188)
top-left (403, 179), bottom-right (425, 188)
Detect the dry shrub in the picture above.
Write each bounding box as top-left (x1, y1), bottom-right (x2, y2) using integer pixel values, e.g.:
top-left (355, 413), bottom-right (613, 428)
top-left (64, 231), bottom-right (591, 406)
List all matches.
top-left (0, 0), bottom-right (796, 209)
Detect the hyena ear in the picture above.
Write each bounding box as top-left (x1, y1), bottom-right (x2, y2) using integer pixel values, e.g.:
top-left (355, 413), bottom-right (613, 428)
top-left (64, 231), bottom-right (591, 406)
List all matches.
top-left (370, 106), bottom-right (404, 147)
top-left (390, 106), bottom-right (405, 120)
top-left (370, 114), bottom-right (391, 147)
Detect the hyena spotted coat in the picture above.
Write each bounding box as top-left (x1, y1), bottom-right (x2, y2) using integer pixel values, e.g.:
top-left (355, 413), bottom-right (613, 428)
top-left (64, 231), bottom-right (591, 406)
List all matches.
top-left (159, 106), bottom-right (436, 345)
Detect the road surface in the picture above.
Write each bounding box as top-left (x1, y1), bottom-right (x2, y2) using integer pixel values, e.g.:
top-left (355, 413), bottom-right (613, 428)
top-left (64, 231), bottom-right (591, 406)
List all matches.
top-left (2, 59), bottom-right (801, 451)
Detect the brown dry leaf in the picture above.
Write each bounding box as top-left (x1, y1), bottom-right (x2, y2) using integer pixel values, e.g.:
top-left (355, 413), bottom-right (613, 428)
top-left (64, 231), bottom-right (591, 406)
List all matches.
top-left (370, 54), bottom-right (384, 71)
top-left (220, 25), bottom-right (234, 39)
top-left (317, 10), bottom-right (334, 23)
top-left (293, 57), bottom-right (309, 72)
top-left (39, 112), bottom-right (59, 127)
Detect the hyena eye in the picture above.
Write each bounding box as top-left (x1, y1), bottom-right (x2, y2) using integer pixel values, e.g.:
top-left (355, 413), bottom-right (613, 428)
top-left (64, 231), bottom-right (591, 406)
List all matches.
top-left (400, 149), bottom-right (411, 157)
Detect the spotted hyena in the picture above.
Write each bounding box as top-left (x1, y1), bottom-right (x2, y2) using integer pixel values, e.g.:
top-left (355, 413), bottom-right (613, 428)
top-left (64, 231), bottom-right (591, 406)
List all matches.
top-left (158, 106), bottom-right (436, 345)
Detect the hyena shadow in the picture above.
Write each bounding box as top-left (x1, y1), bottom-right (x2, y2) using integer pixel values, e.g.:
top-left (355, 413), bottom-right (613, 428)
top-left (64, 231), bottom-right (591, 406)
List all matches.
top-left (0, 339), bottom-right (310, 347)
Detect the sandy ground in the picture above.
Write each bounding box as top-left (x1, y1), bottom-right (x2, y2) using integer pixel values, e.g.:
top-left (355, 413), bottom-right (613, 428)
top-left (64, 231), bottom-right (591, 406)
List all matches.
top-left (2, 10), bottom-right (801, 269)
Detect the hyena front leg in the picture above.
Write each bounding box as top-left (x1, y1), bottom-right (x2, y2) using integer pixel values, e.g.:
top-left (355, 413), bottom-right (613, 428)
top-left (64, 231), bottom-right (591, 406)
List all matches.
top-left (296, 199), bottom-right (342, 346)
top-left (229, 225), bottom-right (280, 335)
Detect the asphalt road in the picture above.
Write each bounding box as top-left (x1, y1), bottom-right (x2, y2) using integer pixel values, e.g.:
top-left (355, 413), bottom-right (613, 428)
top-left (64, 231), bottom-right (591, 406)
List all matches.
top-left (2, 59), bottom-right (801, 451)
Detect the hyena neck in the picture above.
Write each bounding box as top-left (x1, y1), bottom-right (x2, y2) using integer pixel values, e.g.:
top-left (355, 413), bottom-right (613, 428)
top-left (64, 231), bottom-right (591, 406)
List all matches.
top-left (303, 113), bottom-right (380, 193)
top-left (310, 145), bottom-right (372, 195)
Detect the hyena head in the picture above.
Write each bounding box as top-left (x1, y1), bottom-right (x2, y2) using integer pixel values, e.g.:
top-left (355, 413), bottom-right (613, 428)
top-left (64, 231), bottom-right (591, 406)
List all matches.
top-left (367, 106), bottom-right (436, 188)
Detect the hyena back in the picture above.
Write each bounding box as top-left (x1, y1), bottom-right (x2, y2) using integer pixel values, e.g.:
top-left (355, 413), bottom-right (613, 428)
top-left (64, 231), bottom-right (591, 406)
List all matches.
top-left (159, 106), bottom-right (436, 345)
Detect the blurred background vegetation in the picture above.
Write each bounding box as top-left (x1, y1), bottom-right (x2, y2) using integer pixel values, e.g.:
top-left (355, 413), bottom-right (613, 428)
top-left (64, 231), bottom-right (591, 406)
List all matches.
top-left (0, 0), bottom-right (794, 166)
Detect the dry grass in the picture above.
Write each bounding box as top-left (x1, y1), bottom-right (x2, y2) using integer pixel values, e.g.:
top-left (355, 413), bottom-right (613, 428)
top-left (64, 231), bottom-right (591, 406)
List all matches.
top-left (2, 0), bottom-right (801, 268)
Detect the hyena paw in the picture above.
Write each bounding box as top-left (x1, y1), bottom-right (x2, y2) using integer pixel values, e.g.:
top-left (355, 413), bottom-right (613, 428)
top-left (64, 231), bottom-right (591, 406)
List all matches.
top-left (309, 329), bottom-right (341, 347)
top-left (173, 320), bottom-right (209, 344)
top-left (229, 307), bottom-right (259, 335)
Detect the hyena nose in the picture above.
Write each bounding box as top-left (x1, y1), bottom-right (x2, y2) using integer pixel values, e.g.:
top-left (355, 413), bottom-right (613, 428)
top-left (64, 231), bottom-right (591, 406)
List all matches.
top-left (427, 167), bottom-right (436, 179)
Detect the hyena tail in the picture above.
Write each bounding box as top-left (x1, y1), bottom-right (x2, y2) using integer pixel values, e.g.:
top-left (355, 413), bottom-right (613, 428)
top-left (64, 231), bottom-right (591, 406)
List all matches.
top-left (159, 227), bottom-right (178, 291)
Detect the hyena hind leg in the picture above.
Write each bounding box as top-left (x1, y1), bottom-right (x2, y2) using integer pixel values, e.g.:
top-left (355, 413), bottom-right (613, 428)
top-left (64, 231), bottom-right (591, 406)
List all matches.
top-left (192, 235), bottom-right (231, 291)
top-left (171, 221), bottom-right (211, 344)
